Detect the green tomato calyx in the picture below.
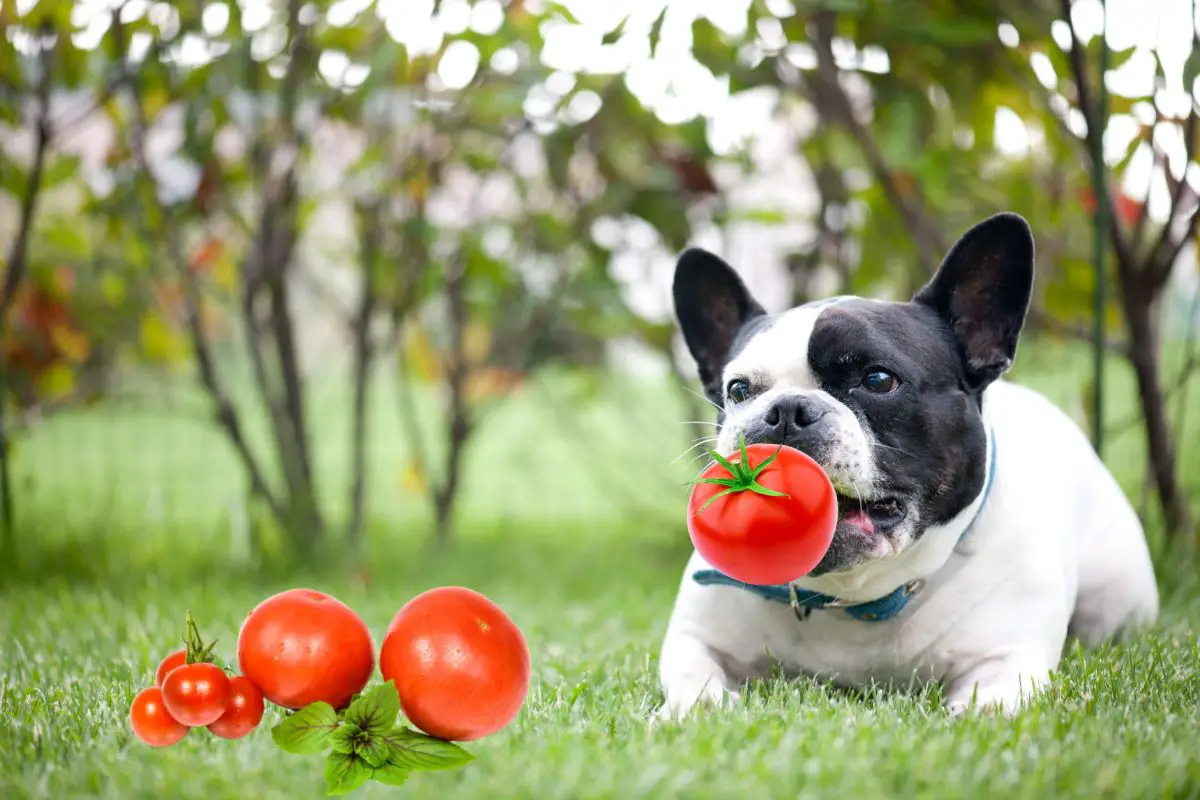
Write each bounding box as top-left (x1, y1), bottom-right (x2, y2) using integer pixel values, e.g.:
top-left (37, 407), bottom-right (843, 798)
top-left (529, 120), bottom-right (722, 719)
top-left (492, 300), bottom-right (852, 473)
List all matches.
top-left (692, 433), bottom-right (789, 516)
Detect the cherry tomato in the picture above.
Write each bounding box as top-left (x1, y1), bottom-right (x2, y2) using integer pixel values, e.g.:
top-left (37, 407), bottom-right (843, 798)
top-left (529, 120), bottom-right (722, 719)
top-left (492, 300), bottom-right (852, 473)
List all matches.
top-left (207, 676), bottom-right (265, 740)
top-left (380, 586), bottom-right (530, 742)
top-left (237, 588), bottom-right (375, 710)
top-left (130, 686), bottom-right (189, 747)
top-left (688, 441), bottom-right (837, 585)
top-left (161, 662), bottom-right (231, 727)
top-left (154, 649), bottom-right (187, 687)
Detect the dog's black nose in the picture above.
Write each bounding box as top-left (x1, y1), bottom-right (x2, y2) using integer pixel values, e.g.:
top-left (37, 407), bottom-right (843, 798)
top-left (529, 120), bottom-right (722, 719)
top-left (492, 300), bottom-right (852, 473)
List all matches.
top-left (764, 395), bottom-right (828, 434)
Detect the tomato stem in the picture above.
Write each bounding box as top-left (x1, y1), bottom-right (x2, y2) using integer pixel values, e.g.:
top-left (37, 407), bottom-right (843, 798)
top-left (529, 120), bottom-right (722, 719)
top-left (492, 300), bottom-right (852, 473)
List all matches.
top-left (182, 609), bottom-right (219, 665)
top-left (691, 433), bottom-right (789, 516)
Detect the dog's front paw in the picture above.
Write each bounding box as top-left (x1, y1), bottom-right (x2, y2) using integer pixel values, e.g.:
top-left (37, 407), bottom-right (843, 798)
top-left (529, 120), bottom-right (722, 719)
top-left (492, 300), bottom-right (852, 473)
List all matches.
top-left (946, 690), bottom-right (1024, 717)
top-left (655, 677), bottom-right (740, 724)
top-left (944, 654), bottom-right (1051, 717)
top-left (656, 628), bottom-right (741, 724)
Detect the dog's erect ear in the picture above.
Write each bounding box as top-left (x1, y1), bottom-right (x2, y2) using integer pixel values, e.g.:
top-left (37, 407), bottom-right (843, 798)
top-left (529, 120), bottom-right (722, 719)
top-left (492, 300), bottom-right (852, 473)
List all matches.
top-left (913, 213), bottom-right (1035, 391)
top-left (673, 248), bottom-right (766, 402)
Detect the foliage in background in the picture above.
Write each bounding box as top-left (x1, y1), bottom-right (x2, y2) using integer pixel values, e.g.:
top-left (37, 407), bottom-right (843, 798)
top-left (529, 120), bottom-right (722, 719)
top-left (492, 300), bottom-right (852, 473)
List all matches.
top-left (1, 0), bottom-right (1197, 559)
top-left (686, 0), bottom-right (1200, 540)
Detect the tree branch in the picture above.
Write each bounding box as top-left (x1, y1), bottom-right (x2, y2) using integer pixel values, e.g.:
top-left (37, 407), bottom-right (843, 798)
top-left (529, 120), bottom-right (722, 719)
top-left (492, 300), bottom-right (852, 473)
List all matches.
top-left (1146, 111), bottom-right (1199, 288)
top-left (1171, 279), bottom-right (1200, 472)
top-left (179, 258), bottom-right (287, 525)
top-left (346, 200), bottom-right (382, 550)
top-left (347, 96), bottom-right (438, 548)
top-left (1026, 306), bottom-right (1129, 356)
top-left (233, 45), bottom-right (300, 521)
top-left (114, 19), bottom-right (286, 524)
top-left (1128, 119), bottom-right (1160, 254)
top-left (809, 9), bottom-right (947, 274)
top-left (1058, 0), bottom-right (1138, 278)
top-left (389, 129), bottom-right (442, 513)
top-left (431, 250), bottom-right (472, 548)
top-left (50, 63), bottom-right (131, 136)
top-left (1145, 10), bottom-right (1200, 288)
top-left (267, 0), bottom-right (316, 515)
top-left (1106, 347), bottom-right (1200, 437)
top-left (235, 0), bottom-right (321, 543)
top-left (0, 24), bottom-right (57, 546)
top-left (1, 29), bottom-right (55, 318)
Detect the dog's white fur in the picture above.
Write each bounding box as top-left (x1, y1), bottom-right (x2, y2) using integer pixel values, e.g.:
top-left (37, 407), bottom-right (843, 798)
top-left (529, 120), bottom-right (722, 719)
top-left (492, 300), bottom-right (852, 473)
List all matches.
top-left (658, 305), bottom-right (1159, 719)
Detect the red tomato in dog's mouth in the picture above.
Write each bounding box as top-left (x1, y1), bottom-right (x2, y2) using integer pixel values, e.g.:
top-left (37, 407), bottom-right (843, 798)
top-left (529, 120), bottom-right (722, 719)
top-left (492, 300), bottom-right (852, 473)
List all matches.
top-left (688, 439), bottom-right (837, 585)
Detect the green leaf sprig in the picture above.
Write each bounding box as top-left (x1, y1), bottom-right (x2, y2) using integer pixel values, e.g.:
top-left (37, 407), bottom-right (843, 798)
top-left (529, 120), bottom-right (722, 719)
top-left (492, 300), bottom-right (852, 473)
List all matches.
top-left (271, 681), bottom-right (474, 795)
top-left (691, 433), bottom-right (789, 516)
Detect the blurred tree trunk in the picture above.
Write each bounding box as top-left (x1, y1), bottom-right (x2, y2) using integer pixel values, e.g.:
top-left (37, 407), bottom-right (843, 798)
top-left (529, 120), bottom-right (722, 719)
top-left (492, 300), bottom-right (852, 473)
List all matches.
top-left (243, 0), bottom-right (323, 551)
top-left (1058, 0), bottom-right (1194, 537)
top-left (1119, 273), bottom-right (1187, 534)
top-left (432, 254), bottom-right (471, 549)
top-left (346, 201), bottom-right (383, 552)
top-left (0, 27), bottom-right (56, 553)
top-left (112, 6), bottom-right (327, 556)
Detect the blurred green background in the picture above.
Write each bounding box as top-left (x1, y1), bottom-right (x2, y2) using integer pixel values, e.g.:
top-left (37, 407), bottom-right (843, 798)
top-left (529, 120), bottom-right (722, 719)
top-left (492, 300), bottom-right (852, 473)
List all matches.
top-left (1, 0), bottom-right (1199, 797)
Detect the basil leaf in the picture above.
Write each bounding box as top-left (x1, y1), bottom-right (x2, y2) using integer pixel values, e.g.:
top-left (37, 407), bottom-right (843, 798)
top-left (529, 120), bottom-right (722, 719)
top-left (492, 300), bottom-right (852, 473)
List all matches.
top-left (271, 702), bottom-right (339, 755)
top-left (371, 762), bottom-right (411, 787)
top-left (343, 681), bottom-right (401, 736)
top-left (329, 723), bottom-right (360, 755)
top-left (324, 752), bottom-right (370, 796)
top-left (356, 734), bottom-right (392, 769)
top-left (381, 726), bottom-right (475, 771)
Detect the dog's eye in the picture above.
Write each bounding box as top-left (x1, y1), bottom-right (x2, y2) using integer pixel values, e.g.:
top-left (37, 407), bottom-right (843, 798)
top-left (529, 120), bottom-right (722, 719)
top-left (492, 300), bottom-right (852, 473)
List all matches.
top-left (862, 369), bottom-right (899, 394)
top-left (726, 379), bottom-right (751, 404)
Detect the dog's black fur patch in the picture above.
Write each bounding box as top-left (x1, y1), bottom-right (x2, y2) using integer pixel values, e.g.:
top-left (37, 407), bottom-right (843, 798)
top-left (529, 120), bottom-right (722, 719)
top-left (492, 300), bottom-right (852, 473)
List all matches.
top-left (809, 299), bottom-right (988, 527)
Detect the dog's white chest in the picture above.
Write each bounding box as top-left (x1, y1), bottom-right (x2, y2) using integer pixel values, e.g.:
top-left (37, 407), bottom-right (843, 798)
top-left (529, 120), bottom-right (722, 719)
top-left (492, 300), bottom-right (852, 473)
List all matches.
top-left (762, 614), bottom-right (933, 686)
top-left (685, 554), bottom-right (978, 688)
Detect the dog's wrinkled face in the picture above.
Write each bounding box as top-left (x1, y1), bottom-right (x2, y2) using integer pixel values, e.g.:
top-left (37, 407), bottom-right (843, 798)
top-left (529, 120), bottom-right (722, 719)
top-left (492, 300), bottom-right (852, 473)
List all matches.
top-left (674, 213), bottom-right (1035, 576)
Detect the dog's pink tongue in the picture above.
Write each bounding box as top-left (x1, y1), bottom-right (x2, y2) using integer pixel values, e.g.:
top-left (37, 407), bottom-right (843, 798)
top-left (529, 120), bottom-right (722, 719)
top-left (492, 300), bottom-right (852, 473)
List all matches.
top-left (839, 508), bottom-right (875, 535)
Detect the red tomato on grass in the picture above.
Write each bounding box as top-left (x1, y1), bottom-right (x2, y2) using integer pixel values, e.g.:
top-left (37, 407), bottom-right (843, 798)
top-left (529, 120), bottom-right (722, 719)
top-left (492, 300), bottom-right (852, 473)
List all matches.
top-left (688, 438), bottom-right (837, 585)
top-left (207, 676), bottom-right (265, 739)
top-left (237, 588), bottom-right (375, 710)
top-left (130, 686), bottom-right (189, 747)
top-left (161, 662), bottom-right (232, 727)
top-left (380, 587), bottom-right (530, 742)
top-left (154, 649), bottom-right (187, 687)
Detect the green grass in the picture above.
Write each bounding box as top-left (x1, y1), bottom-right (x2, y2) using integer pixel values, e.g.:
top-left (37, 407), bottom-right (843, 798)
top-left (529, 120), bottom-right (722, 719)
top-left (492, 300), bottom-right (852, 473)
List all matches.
top-left (2, 530), bottom-right (1199, 799)
top-left (2, 339), bottom-right (1200, 798)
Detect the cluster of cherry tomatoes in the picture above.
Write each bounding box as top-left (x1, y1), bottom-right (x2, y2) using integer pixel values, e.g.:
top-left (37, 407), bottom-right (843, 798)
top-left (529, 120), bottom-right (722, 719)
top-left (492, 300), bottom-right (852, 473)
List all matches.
top-left (130, 585), bottom-right (531, 749)
top-left (129, 620), bottom-right (264, 747)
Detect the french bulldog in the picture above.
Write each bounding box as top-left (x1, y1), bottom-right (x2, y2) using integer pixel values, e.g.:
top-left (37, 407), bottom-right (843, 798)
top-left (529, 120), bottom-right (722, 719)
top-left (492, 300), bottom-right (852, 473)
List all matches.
top-left (658, 212), bottom-right (1159, 718)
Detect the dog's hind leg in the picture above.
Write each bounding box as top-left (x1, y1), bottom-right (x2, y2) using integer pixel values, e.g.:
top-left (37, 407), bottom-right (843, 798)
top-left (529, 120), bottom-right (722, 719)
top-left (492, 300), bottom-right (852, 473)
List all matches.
top-left (1069, 515), bottom-right (1159, 647)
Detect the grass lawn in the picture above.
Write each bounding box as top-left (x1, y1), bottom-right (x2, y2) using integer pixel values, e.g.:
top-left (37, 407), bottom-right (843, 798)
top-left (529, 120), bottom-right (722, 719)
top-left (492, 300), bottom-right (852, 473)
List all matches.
top-left (2, 340), bottom-right (1199, 798)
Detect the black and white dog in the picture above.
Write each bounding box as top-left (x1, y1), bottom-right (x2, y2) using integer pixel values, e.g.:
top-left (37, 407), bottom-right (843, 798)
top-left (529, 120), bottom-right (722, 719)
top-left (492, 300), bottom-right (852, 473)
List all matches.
top-left (659, 213), bottom-right (1159, 718)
